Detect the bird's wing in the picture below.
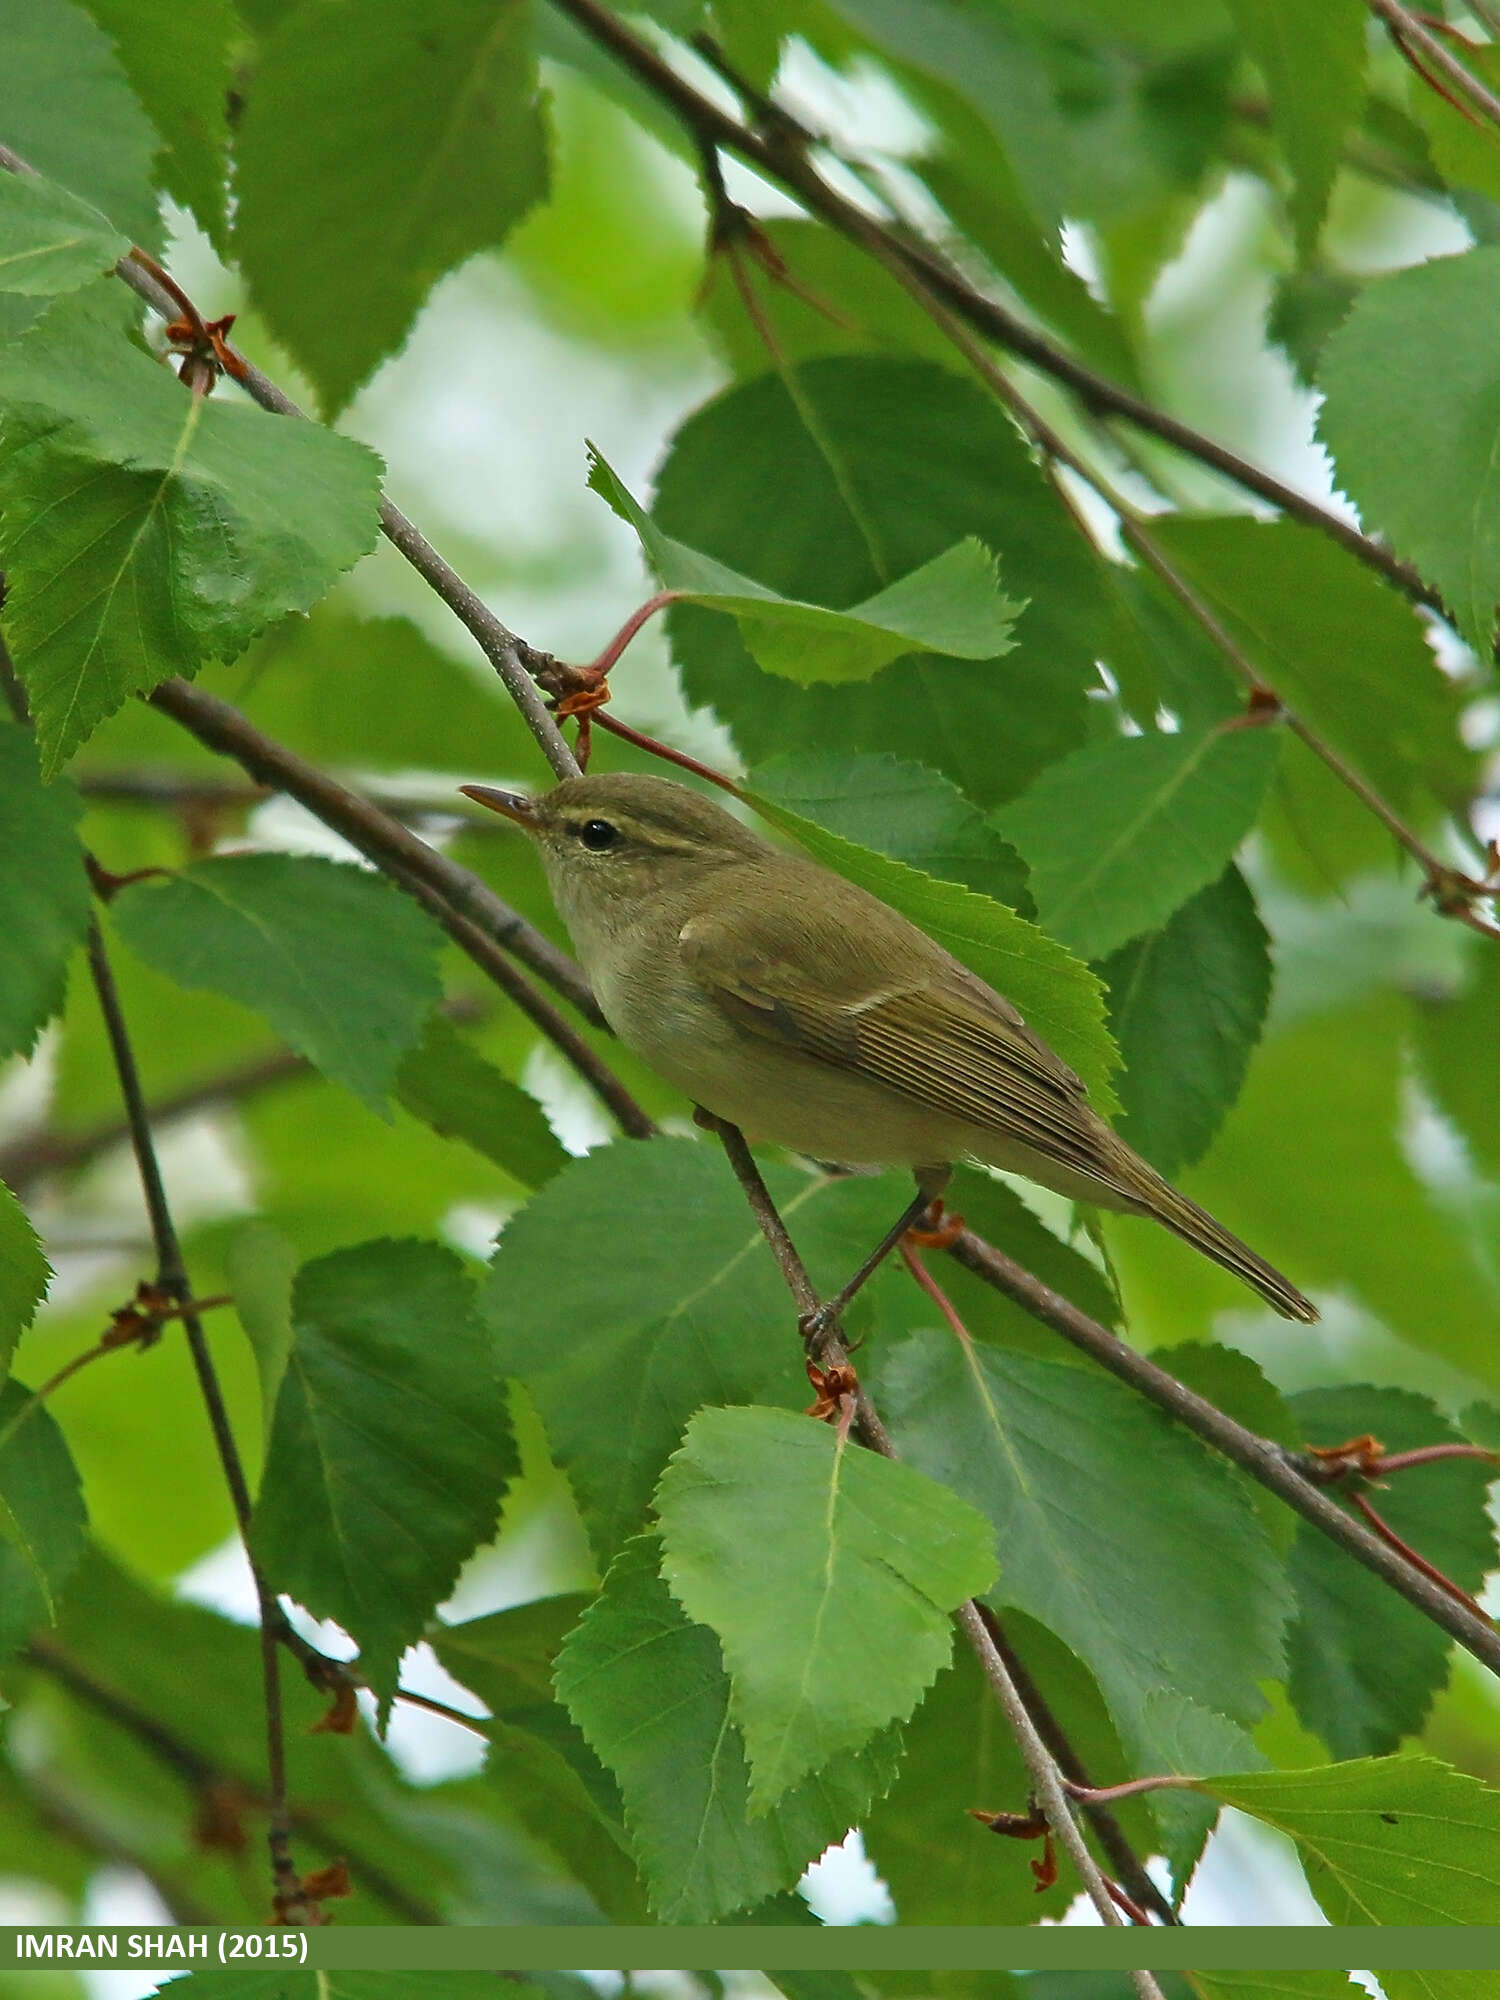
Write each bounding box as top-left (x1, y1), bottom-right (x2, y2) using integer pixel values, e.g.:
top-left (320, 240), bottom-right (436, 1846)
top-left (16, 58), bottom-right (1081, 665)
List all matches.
top-left (678, 905), bottom-right (1124, 1187)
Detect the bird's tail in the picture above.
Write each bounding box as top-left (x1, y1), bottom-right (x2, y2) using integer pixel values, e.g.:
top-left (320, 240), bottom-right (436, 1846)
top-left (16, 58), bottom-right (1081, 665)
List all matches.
top-left (1139, 1174), bottom-right (1318, 1323)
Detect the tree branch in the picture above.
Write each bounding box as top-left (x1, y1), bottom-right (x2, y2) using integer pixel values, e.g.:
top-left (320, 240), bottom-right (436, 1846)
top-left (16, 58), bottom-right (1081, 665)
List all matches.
top-left (707, 1117), bottom-right (1167, 1950)
top-left (83, 919), bottom-right (311, 1923)
top-left (944, 1226), bottom-right (1500, 1678)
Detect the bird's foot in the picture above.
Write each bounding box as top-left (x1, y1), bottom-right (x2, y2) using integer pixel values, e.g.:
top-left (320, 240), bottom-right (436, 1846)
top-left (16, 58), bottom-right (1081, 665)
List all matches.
top-left (903, 1199), bottom-right (965, 1251)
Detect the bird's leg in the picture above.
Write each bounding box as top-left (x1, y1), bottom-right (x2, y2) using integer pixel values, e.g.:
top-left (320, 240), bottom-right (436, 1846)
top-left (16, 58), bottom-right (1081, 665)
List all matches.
top-left (799, 1166), bottom-right (952, 1346)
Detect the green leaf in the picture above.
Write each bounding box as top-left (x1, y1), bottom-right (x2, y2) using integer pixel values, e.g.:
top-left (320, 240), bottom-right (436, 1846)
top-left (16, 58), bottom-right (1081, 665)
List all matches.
top-left (878, 1329), bottom-right (1290, 1806)
top-left (0, 0), bottom-right (164, 251)
top-left (1109, 562), bottom-right (1241, 731)
top-left (0, 1182), bottom-right (49, 1380)
top-left (396, 1014), bottom-right (566, 1190)
top-left (652, 358), bottom-right (1115, 807)
top-left (655, 1402), bottom-right (996, 1810)
top-left (591, 449), bottom-right (1020, 684)
top-left (768, 1980), bottom-right (867, 2000)
top-left (1205, 1754), bottom-right (1500, 1923)
top-left (483, 1139), bottom-right (923, 1563)
top-left (474, 1704), bottom-right (652, 1923)
top-left (233, 0), bottom-right (549, 415)
top-left (994, 721), bottom-right (1280, 962)
top-left (78, 0), bottom-right (237, 250)
top-left (752, 749), bottom-right (1031, 916)
top-left (250, 1239), bottom-right (515, 1708)
top-left (112, 854), bottom-right (444, 1115)
top-left (0, 1379), bottom-right (87, 1657)
top-left (1147, 516), bottom-right (1472, 813)
top-left (1317, 246), bottom-right (1500, 655)
top-left (1098, 865), bottom-right (1271, 1177)
top-left (862, 1614), bottom-right (1150, 1923)
top-left (1284, 1386), bottom-right (1497, 1759)
top-left (0, 169), bottom-right (128, 295)
top-left (747, 785), bottom-right (1120, 1112)
top-left (0, 725), bottom-right (91, 1062)
top-left (224, 1221), bottom-right (298, 1452)
top-left (555, 1535), bottom-right (898, 1919)
top-left (0, 289), bottom-right (383, 772)
top-left (1228, 0), bottom-right (1366, 258)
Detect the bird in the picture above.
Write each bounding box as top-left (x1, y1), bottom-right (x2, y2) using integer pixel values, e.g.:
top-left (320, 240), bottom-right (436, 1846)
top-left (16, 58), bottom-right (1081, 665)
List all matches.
top-left (461, 770), bottom-right (1317, 1323)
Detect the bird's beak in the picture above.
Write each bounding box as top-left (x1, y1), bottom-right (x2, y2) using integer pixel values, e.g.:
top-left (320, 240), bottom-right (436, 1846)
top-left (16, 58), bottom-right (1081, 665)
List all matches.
top-left (459, 784), bottom-right (539, 831)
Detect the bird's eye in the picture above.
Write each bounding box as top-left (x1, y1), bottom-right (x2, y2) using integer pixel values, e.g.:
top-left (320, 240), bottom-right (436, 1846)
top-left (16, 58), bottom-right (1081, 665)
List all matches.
top-left (578, 819), bottom-right (619, 852)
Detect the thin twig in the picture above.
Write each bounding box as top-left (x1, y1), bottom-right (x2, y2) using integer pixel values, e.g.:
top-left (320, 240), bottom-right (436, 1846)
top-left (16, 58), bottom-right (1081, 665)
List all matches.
top-left (1349, 1490), bottom-right (1489, 1615)
top-left (944, 1226), bottom-right (1500, 1676)
top-left (84, 920), bottom-right (311, 1923)
top-left (388, 1686), bottom-right (491, 1737)
top-left (707, 1120), bottom-right (1159, 1949)
top-left (1371, 0), bottom-right (1500, 129)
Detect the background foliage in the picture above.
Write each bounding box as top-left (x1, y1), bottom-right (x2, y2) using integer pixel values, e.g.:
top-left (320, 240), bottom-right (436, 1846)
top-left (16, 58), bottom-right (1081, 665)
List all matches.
top-left (3, 0), bottom-right (1500, 1940)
